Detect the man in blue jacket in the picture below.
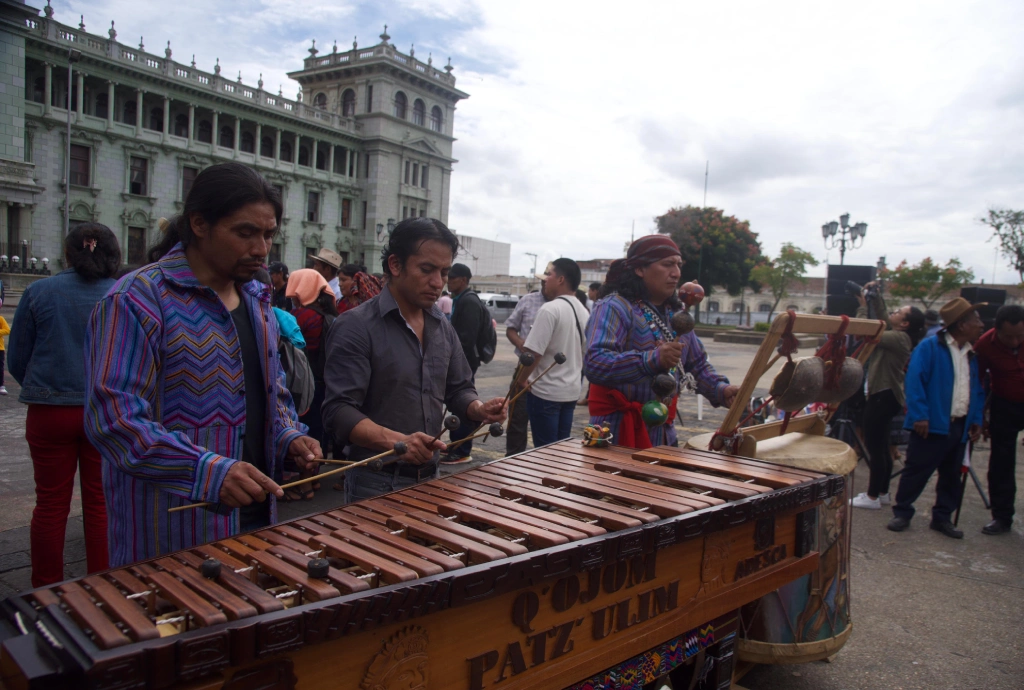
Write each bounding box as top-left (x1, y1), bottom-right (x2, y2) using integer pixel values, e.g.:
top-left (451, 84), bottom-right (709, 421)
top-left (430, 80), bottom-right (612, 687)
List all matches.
top-left (888, 298), bottom-right (986, 538)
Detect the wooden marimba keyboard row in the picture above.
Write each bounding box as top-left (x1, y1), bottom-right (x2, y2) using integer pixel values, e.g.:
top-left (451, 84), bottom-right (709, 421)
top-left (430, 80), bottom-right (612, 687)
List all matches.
top-left (16, 441), bottom-right (826, 653)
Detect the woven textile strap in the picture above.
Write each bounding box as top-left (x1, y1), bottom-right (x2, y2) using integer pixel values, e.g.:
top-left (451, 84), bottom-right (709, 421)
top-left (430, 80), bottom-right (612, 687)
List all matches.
top-left (816, 314), bottom-right (850, 390)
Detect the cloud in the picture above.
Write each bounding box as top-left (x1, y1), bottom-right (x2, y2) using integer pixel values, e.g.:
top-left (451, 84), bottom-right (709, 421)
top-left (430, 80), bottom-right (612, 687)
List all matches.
top-left (50, 0), bottom-right (1024, 283)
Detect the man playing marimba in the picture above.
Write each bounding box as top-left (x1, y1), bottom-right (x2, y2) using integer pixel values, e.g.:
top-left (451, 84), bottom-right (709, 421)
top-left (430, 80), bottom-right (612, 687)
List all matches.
top-left (322, 218), bottom-right (506, 502)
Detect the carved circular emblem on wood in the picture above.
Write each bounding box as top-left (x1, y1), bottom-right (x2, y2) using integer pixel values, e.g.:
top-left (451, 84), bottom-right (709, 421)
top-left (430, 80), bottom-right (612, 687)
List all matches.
top-left (361, 625), bottom-right (430, 690)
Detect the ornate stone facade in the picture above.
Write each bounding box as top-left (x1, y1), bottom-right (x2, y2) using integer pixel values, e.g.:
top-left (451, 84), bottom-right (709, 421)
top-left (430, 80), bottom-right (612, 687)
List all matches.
top-left (0, 2), bottom-right (467, 278)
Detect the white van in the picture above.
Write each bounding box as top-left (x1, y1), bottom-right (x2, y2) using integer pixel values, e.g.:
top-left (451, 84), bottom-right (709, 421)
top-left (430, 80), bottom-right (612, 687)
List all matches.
top-left (476, 293), bottom-right (520, 323)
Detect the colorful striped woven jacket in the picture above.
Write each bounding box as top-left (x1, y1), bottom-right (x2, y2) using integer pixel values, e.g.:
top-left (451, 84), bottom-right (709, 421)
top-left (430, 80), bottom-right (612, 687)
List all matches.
top-left (84, 244), bottom-right (308, 567)
top-left (584, 295), bottom-right (729, 447)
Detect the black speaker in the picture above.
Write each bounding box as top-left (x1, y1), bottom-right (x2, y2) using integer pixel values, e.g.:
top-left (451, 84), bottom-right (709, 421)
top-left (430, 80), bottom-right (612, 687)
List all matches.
top-left (960, 287), bottom-right (1006, 305)
top-left (827, 265), bottom-right (876, 295)
top-left (826, 295), bottom-right (860, 318)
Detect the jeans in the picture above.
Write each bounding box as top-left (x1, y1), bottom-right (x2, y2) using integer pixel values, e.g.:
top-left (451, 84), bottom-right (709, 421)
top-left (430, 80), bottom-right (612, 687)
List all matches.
top-left (526, 392), bottom-right (576, 448)
top-left (343, 464), bottom-right (440, 504)
top-left (26, 405), bottom-right (109, 587)
top-left (863, 389), bottom-right (901, 497)
top-left (893, 418), bottom-right (966, 523)
top-left (988, 397), bottom-right (1023, 522)
top-left (505, 392), bottom-right (530, 456)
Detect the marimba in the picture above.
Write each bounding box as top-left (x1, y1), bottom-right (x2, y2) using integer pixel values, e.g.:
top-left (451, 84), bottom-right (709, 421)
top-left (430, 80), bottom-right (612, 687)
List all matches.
top-left (0, 440), bottom-right (843, 690)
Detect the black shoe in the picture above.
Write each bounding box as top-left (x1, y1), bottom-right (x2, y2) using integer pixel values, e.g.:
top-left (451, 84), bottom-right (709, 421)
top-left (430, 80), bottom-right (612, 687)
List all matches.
top-left (887, 516), bottom-right (910, 532)
top-left (982, 519), bottom-right (1012, 535)
top-left (929, 520), bottom-right (964, 539)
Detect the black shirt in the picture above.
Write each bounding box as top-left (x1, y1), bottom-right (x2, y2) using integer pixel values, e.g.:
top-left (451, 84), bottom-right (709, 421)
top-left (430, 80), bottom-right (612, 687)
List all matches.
top-left (271, 286), bottom-right (292, 312)
top-left (451, 290), bottom-right (485, 371)
top-left (231, 301), bottom-right (269, 526)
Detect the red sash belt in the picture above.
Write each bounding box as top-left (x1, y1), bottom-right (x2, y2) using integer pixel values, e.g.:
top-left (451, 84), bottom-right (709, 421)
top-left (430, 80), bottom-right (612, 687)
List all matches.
top-left (588, 383), bottom-right (678, 450)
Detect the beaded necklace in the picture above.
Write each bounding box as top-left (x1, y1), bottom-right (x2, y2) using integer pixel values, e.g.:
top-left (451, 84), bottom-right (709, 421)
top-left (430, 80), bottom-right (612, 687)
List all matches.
top-left (636, 300), bottom-right (679, 378)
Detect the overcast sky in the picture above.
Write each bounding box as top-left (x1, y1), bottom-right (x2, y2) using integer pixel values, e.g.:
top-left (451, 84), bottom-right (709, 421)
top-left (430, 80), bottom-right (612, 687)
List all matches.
top-left (53, 0), bottom-right (1024, 281)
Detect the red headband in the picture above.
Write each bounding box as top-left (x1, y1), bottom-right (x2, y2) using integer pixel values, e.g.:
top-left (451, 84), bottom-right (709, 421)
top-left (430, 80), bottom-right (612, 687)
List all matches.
top-left (605, 235), bottom-right (681, 284)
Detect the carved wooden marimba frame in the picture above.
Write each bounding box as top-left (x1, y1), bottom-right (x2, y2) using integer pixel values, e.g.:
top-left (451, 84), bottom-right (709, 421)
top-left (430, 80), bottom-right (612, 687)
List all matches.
top-left (0, 441), bottom-right (845, 690)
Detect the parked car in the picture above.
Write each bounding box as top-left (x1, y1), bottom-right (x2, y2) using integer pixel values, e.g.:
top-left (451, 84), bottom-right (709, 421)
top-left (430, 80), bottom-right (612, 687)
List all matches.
top-left (476, 292), bottom-right (519, 323)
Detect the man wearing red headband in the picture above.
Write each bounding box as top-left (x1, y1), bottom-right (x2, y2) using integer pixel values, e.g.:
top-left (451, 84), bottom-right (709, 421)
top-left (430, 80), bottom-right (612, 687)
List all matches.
top-left (584, 235), bottom-right (738, 448)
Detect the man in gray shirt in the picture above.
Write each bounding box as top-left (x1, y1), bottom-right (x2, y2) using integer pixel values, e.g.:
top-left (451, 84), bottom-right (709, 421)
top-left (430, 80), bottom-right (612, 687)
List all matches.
top-left (323, 218), bottom-right (507, 502)
top-left (505, 287), bottom-right (547, 455)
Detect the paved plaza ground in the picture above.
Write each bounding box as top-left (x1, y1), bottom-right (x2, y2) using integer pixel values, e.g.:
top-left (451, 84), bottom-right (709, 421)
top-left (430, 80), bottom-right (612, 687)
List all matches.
top-left (0, 326), bottom-right (1020, 689)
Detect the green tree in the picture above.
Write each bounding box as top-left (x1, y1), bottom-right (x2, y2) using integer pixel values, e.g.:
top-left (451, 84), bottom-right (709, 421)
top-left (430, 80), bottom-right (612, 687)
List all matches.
top-left (980, 208), bottom-right (1024, 283)
top-left (749, 243), bottom-right (820, 322)
top-left (655, 205), bottom-right (763, 296)
top-left (883, 257), bottom-right (975, 310)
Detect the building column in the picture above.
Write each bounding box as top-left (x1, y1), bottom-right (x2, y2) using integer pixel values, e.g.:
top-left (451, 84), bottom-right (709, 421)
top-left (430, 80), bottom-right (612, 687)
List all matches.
top-left (274, 129), bottom-right (281, 167)
top-left (344, 148), bottom-right (351, 177)
top-left (75, 71), bottom-right (84, 115)
top-left (233, 117), bottom-right (240, 159)
top-left (255, 123), bottom-right (262, 161)
top-left (161, 96), bottom-right (170, 143)
top-left (187, 103), bottom-right (195, 148)
top-left (43, 63), bottom-right (52, 115)
top-left (211, 110), bottom-right (219, 148)
top-left (327, 144), bottom-right (335, 176)
top-left (105, 81), bottom-right (114, 129)
top-left (134, 88), bottom-right (143, 133)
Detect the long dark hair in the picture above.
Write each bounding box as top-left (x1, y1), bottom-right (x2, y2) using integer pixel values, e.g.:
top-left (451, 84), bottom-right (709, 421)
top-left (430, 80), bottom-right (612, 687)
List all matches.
top-left (906, 306), bottom-right (926, 347)
top-left (598, 267), bottom-right (682, 310)
top-left (148, 162), bottom-right (282, 262)
top-left (339, 263), bottom-right (366, 279)
top-left (65, 223), bottom-right (121, 281)
top-left (309, 290), bottom-right (338, 316)
top-left (380, 217), bottom-right (459, 278)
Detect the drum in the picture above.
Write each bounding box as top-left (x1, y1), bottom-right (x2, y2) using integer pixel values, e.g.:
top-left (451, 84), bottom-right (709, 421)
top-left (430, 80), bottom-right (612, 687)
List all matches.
top-left (686, 431), bottom-right (856, 664)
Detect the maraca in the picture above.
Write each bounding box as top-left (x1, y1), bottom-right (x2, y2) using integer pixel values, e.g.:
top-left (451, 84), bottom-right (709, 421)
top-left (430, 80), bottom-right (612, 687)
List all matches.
top-left (652, 373), bottom-right (677, 402)
top-left (671, 310), bottom-right (695, 337)
top-left (679, 281), bottom-right (705, 308)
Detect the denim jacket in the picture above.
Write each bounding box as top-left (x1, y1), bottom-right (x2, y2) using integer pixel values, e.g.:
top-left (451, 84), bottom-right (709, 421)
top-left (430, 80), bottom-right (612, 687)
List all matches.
top-left (7, 269), bottom-right (115, 405)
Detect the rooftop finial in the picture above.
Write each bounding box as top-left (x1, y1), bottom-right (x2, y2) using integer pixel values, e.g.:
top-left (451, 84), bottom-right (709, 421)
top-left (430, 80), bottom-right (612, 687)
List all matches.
top-left (258, 73), bottom-right (264, 89)
top-left (380, 24), bottom-right (390, 44)
top-left (79, 15), bottom-right (85, 31)
top-left (44, 0), bottom-right (53, 19)
top-left (165, 40), bottom-right (172, 59)
top-left (308, 39), bottom-right (318, 57)
top-left (428, 53), bottom-right (432, 66)
top-left (214, 57), bottom-right (221, 75)
top-left (191, 54), bottom-right (196, 68)
top-left (278, 85), bottom-right (282, 97)
top-left (108, 20), bottom-right (116, 40)
top-left (409, 44), bottom-right (415, 58)
top-left (445, 57), bottom-right (453, 73)
top-left (332, 40), bottom-right (337, 53)
top-left (237, 70), bottom-right (242, 83)
top-left (138, 36), bottom-right (144, 51)
top-left (353, 36), bottom-right (358, 50)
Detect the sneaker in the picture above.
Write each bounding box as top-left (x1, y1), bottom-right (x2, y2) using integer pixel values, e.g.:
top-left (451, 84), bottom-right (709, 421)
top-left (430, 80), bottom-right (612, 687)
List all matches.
top-left (440, 452), bottom-right (472, 465)
top-left (0, 385), bottom-right (7, 395)
top-left (878, 493), bottom-right (891, 506)
top-left (852, 493), bottom-right (881, 510)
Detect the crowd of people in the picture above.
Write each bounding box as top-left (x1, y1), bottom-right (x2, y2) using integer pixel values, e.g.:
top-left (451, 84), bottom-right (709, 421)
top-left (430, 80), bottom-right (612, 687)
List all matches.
top-left (0, 161), bottom-right (1018, 586)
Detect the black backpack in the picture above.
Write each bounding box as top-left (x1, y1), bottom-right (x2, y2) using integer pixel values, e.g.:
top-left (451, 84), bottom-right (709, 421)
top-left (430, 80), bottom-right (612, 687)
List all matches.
top-left (476, 300), bottom-right (497, 365)
top-left (278, 338), bottom-right (315, 416)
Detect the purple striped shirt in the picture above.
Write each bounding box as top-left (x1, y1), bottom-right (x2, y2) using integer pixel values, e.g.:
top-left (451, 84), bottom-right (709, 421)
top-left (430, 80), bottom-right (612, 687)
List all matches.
top-left (84, 244), bottom-right (307, 567)
top-left (584, 295), bottom-right (729, 446)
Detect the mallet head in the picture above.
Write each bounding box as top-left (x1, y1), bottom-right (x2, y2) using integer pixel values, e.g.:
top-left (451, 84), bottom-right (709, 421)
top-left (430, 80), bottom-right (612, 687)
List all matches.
top-left (393, 441), bottom-right (409, 456)
top-left (519, 352), bottom-right (535, 367)
top-left (671, 310), bottom-right (695, 336)
top-left (489, 422), bottom-right (504, 438)
top-left (443, 415), bottom-right (460, 432)
top-left (554, 352), bottom-right (567, 364)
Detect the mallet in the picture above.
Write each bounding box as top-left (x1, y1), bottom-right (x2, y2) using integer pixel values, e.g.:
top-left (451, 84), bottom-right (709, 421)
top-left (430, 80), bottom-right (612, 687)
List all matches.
top-left (168, 440), bottom-right (409, 513)
top-left (503, 351), bottom-right (536, 404)
top-left (506, 352), bottom-right (567, 407)
top-left (446, 421), bottom-right (505, 454)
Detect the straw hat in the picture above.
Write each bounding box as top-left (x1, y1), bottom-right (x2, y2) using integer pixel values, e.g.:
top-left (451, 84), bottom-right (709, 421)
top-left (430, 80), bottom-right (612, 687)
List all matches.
top-left (939, 297), bottom-right (984, 327)
top-left (307, 247), bottom-right (342, 270)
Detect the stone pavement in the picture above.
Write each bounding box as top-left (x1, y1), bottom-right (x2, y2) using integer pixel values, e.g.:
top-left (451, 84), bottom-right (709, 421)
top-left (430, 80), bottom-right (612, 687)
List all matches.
top-left (0, 334), bottom-right (1021, 689)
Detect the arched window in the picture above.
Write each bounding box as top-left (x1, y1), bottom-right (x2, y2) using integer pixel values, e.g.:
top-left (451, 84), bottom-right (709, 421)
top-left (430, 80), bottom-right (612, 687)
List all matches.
top-left (412, 99), bottom-right (425, 126)
top-left (32, 76), bottom-right (44, 104)
top-left (732, 303), bottom-right (743, 313)
top-left (393, 91), bottom-right (407, 119)
top-left (315, 148), bottom-right (326, 170)
top-left (94, 93), bottom-right (109, 119)
top-left (757, 303), bottom-right (772, 313)
top-left (219, 125), bottom-right (234, 148)
top-left (280, 141), bottom-right (293, 162)
top-left (122, 100), bottom-right (137, 125)
top-left (341, 89), bottom-right (356, 116)
top-left (260, 136), bottom-right (274, 158)
top-left (313, 92), bottom-right (327, 109)
top-left (197, 119), bottom-right (212, 143)
top-left (241, 131), bottom-right (255, 153)
top-left (298, 145), bottom-right (310, 166)
top-left (430, 105), bottom-right (443, 132)
top-left (173, 114), bottom-right (188, 137)
top-left (148, 107), bottom-right (163, 132)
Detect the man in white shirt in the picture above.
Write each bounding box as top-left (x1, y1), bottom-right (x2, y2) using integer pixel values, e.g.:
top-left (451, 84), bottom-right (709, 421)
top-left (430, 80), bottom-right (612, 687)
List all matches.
top-left (889, 297), bottom-right (986, 539)
top-left (516, 259), bottom-right (590, 447)
top-left (308, 248), bottom-right (342, 298)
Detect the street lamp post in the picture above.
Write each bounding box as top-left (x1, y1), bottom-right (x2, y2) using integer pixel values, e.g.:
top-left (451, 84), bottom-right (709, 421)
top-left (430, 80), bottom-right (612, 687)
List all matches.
top-left (821, 212), bottom-right (868, 265)
top-left (64, 48), bottom-right (82, 237)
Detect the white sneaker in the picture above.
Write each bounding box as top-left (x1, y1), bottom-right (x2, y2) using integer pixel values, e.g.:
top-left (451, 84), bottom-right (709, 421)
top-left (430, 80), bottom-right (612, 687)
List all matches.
top-left (0, 385), bottom-right (7, 395)
top-left (852, 493), bottom-right (881, 510)
top-left (878, 493), bottom-right (891, 506)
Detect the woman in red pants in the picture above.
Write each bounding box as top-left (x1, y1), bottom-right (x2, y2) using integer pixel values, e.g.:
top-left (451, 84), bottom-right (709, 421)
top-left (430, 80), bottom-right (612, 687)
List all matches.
top-left (7, 223), bottom-right (121, 586)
